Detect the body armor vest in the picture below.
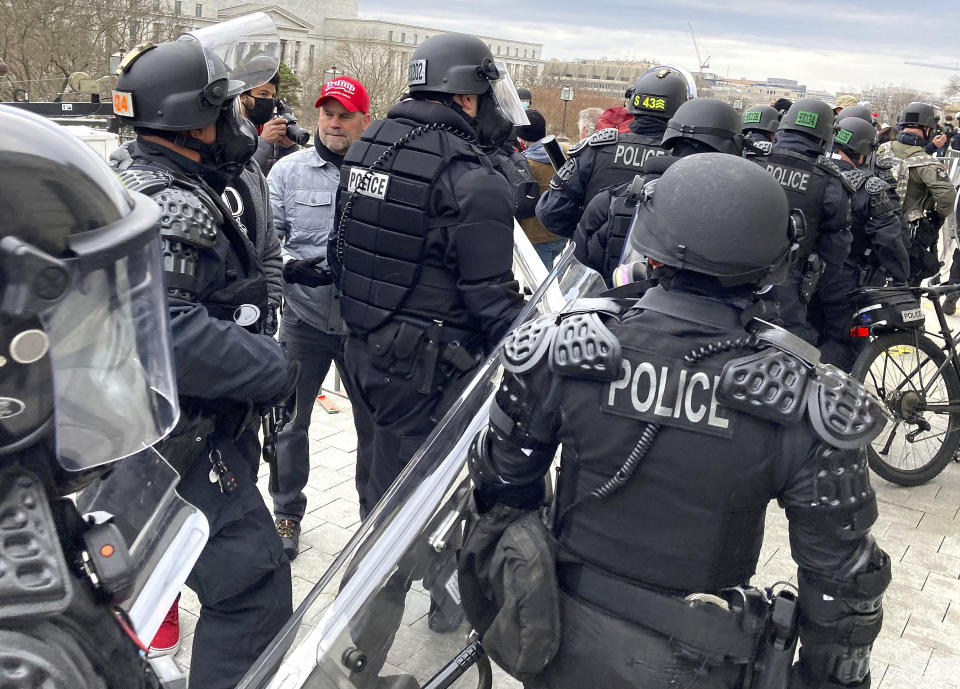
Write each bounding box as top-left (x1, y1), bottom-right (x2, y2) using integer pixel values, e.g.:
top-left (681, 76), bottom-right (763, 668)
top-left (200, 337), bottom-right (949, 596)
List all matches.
top-left (604, 195), bottom-right (634, 278)
top-left (337, 118), bottom-right (489, 336)
top-left (553, 322), bottom-right (772, 594)
top-left (755, 149), bottom-right (831, 257)
top-left (583, 131), bottom-right (666, 202)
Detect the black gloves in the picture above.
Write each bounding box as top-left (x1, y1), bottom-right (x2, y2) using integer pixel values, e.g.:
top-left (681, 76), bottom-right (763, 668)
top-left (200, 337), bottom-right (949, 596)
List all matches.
top-left (282, 257), bottom-right (333, 287)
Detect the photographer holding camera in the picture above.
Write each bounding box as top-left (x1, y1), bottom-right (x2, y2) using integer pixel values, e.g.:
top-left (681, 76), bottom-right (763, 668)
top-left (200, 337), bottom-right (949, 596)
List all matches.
top-left (242, 70), bottom-right (302, 174)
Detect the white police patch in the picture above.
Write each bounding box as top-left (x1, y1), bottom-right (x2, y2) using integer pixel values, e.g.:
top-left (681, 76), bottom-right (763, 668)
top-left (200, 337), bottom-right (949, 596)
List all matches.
top-left (408, 59), bottom-right (427, 86)
top-left (603, 347), bottom-right (735, 438)
top-left (347, 167), bottom-right (391, 200)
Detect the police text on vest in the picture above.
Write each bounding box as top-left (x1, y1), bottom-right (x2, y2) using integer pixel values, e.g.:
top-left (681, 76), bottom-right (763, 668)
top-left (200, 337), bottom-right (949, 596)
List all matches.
top-left (604, 350), bottom-right (734, 438)
top-left (347, 168), bottom-right (391, 200)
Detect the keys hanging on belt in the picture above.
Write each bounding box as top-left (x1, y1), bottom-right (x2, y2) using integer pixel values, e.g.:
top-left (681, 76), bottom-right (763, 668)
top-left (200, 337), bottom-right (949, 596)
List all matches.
top-left (208, 449), bottom-right (238, 495)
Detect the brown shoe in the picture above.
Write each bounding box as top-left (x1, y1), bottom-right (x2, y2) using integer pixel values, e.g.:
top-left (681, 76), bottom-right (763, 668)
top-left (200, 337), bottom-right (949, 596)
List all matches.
top-left (275, 518), bottom-right (300, 561)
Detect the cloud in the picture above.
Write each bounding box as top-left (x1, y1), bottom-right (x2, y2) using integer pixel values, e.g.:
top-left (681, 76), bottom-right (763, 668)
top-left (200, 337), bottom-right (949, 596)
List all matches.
top-left (357, 1), bottom-right (955, 96)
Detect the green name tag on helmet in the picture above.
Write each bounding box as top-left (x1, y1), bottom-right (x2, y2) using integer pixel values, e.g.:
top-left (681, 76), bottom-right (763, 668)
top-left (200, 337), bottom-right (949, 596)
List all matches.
top-left (795, 110), bottom-right (819, 128)
top-left (835, 128), bottom-right (853, 145)
top-left (743, 111), bottom-right (763, 124)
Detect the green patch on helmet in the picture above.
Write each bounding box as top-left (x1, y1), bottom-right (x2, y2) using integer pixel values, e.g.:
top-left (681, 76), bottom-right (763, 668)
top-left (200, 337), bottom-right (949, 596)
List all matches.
top-left (795, 111), bottom-right (819, 129)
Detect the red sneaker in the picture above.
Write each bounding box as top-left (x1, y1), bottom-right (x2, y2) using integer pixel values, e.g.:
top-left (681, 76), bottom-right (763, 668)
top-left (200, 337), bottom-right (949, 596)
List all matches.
top-left (149, 595), bottom-right (181, 657)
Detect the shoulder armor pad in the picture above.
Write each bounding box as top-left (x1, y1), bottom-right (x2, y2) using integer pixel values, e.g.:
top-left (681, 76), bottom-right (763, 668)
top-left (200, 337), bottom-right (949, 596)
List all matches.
top-left (815, 155), bottom-right (843, 178)
top-left (588, 128), bottom-right (619, 147)
top-left (503, 314), bottom-right (556, 374)
top-left (717, 347), bottom-right (810, 423)
top-left (874, 156), bottom-right (895, 170)
top-left (566, 136), bottom-right (589, 156)
top-left (550, 311), bottom-right (621, 381)
top-left (807, 365), bottom-right (887, 449)
top-left (841, 168), bottom-right (868, 191)
top-left (117, 166), bottom-right (174, 197)
top-left (550, 157), bottom-right (578, 190)
top-left (864, 176), bottom-right (888, 195)
top-left (153, 186), bottom-right (219, 250)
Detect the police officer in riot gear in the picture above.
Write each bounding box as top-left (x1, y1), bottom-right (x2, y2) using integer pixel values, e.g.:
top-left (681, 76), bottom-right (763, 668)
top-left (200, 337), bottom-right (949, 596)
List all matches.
top-left (574, 97), bottom-right (743, 286)
top-left (754, 98), bottom-right (853, 344)
top-left (817, 117), bottom-right (909, 370)
top-left (742, 104), bottom-right (781, 146)
top-left (111, 15), bottom-right (295, 688)
top-left (879, 102), bottom-right (957, 284)
top-left (467, 153), bottom-right (890, 689)
top-left (328, 32), bottom-right (526, 519)
top-left (328, 31), bottom-right (526, 639)
top-left (535, 66), bottom-right (693, 238)
top-left (0, 106), bottom-right (180, 688)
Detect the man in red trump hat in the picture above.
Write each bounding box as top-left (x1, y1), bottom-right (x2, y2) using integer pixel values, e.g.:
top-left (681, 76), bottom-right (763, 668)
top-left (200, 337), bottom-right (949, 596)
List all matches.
top-left (266, 75), bottom-right (372, 559)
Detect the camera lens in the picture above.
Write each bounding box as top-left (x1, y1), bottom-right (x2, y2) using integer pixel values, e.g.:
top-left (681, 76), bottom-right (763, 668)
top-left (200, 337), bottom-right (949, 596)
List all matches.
top-left (286, 121), bottom-right (311, 146)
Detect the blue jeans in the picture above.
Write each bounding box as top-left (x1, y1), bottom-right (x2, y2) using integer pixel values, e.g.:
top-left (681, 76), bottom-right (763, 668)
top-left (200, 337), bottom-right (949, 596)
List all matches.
top-left (535, 238), bottom-right (568, 269)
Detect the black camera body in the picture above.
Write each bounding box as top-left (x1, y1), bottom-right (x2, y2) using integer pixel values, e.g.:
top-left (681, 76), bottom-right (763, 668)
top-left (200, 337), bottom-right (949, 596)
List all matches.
top-left (276, 99), bottom-right (311, 146)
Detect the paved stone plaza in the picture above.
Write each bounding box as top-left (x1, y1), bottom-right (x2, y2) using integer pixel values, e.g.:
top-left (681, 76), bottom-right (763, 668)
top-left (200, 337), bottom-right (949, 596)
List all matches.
top-left (173, 308), bottom-right (960, 689)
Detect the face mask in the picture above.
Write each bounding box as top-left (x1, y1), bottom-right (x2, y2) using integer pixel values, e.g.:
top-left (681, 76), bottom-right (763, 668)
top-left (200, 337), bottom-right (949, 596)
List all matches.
top-left (182, 99), bottom-right (258, 176)
top-left (474, 90), bottom-right (514, 151)
top-left (247, 96), bottom-right (276, 127)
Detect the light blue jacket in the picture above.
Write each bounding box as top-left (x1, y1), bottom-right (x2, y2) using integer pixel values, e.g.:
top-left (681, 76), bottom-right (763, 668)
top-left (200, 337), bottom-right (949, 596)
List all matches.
top-left (268, 146), bottom-right (346, 335)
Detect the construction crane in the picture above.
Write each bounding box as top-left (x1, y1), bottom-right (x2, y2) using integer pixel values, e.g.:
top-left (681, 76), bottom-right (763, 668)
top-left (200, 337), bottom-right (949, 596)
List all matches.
top-left (904, 60), bottom-right (960, 71)
top-left (688, 22), bottom-right (710, 71)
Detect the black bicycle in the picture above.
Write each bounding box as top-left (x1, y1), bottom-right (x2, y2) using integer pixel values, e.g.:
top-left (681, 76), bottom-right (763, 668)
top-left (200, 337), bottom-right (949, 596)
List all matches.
top-left (849, 284), bottom-right (960, 486)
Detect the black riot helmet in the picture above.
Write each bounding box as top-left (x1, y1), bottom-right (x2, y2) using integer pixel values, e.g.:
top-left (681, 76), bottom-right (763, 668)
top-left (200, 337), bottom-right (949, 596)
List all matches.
top-left (661, 97), bottom-right (743, 155)
top-left (837, 104), bottom-right (876, 126)
top-left (113, 12), bottom-right (280, 174)
top-left (777, 98), bottom-right (837, 144)
top-left (622, 154), bottom-right (792, 287)
top-left (406, 33), bottom-right (529, 149)
top-left (0, 106), bottom-right (179, 481)
top-left (742, 105), bottom-right (781, 136)
top-left (898, 102), bottom-right (938, 132)
top-left (626, 65), bottom-right (695, 119)
top-left (835, 116), bottom-right (878, 160)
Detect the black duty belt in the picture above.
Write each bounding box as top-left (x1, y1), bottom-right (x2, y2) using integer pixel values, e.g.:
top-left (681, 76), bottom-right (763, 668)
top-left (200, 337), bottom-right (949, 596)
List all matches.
top-left (557, 563), bottom-right (759, 662)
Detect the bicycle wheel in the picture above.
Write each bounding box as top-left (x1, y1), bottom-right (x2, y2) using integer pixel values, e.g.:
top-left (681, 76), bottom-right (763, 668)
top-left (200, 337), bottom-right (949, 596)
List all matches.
top-left (851, 332), bottom-right (960, 486)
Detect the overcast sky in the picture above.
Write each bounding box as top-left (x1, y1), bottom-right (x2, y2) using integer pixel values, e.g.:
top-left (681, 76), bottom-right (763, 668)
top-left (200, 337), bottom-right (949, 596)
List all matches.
top-left (358, 1), bottom-right (957, 96)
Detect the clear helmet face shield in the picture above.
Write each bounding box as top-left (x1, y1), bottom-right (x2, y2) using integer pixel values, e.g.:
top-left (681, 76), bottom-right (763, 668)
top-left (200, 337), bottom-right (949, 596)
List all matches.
top-left (490, 61), bottom-right (530, 126)
top-left (180, 11), bottom-right (280, 97)
top-left (43, 195), bottom-right (179, 472)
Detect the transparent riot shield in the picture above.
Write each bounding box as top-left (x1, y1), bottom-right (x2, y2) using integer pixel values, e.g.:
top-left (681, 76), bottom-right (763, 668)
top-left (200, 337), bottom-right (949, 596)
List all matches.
top-left (238, 248), bottom-right (603, 689)
top-left (75, 447), bottom-right (209, 642)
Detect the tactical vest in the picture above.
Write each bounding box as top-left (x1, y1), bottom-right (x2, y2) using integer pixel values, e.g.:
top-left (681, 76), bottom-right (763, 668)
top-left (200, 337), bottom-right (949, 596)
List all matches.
top-left (755, 149), bottom-right (833, 257)
top-left (553, 321), bottom-right (771, 593)
top-left (578, 129), bottom-right (667, 202)
top-left (891, 154), bottom-right (942, 219)
top-left (336, 118), bottom-right (490, 336)
top-left (604, 195), bottom-right (634, 278)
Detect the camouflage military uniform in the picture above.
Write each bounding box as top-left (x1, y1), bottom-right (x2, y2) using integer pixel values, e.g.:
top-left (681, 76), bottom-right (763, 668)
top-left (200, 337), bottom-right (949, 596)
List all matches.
top-left (880, 140), bottom-right (957, 282)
